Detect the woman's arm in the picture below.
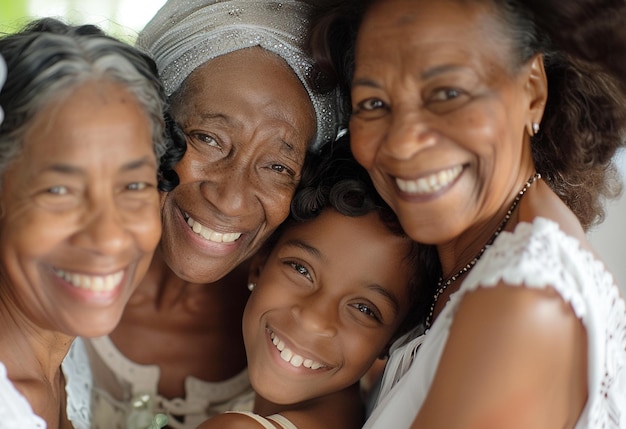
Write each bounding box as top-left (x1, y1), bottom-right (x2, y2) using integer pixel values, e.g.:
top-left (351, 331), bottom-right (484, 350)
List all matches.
top-left (412, 284), bottom-right (587, 429)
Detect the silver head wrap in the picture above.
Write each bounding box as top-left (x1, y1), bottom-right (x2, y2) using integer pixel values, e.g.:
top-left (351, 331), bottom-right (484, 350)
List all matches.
top-left (137, 0), bottom-right (342, 151)
top-left (0, 55), bottom-right (6, 125)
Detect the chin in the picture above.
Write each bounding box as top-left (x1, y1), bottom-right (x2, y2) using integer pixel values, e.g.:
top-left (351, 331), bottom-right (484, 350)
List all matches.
top-left (170, 257), bottom-right (234, 284)
top-left (70, 314), bottom-right (123, 338)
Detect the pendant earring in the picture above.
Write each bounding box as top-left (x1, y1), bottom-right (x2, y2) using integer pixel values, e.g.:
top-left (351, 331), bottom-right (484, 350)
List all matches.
top-left (532, 122), bottom-right (540, 135)
top-left (247, 282), bottom-right (256, 292)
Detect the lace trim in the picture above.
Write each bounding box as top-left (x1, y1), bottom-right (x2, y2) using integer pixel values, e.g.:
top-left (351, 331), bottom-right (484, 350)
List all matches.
top-left (87, 335), bottom-right (255, 429)
top-left (62, 339), bottom-right (93, 429)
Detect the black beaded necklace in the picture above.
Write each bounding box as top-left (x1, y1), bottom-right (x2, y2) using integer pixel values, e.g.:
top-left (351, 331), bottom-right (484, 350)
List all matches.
top-left (425, 173), bottom-right (542, 330)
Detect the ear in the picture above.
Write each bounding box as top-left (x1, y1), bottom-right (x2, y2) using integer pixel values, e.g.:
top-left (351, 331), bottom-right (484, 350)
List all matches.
top-left (247, 248), bottom-right (269, 286)
top-left (523, 54), bottom-right (548, 137)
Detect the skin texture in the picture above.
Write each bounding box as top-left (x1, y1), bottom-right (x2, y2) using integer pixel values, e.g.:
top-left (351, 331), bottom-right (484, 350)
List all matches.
top-left (162, 47), bottom-right (316, 283)
top-left (0, 81), bottom-right (161, 428)
top-left (350, 0), bottom-right (588, 427)
top-left (198, 209), bottom-right (414, 429)
top-left (108, 47), bottom-right (317, 400)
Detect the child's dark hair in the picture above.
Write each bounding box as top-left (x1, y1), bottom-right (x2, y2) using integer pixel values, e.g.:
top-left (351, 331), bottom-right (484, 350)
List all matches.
top-left (271, 134), bottom-right (438, 335)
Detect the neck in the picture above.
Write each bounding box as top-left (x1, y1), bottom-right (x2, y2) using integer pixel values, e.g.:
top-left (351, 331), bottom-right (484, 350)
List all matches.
top-left (426, 173), bottom-right (540, 328)
top-left (438, 173), bottom-right (540, 278)
top-left (130, 250), bottom-right (251, 312)
top-left (253, 383), bottom-right (363, 426)
top-left (0, 287), bottom-right (73, 389)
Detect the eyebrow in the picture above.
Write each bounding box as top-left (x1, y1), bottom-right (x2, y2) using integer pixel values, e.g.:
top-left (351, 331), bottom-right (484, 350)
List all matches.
top-left (352, 64), bottom-right (469, 89)
top-left (42, 155), bottom-right (156, 176)
top-left (199, 112), bottom-right (297, 154)
top-left (200, 112), bottom-right (232, 124)
top-left (420, 64), bottom-right (468, 80)
top-left (367, 284), bottom-right (400, 315)
top-left (282, 238), bottom-right (322, 260)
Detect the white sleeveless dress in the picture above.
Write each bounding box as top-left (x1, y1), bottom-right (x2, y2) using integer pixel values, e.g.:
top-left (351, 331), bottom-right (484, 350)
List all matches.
top-left (364, 218), bottom-right (626, 429)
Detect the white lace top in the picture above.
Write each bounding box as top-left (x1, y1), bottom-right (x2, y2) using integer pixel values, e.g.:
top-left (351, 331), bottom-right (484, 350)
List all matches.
top-left (84, 335), bottom-right (255, 429)
top-left (0, 339), bottom-right (92, 429)
top-left (364, 217), bottom-right (626, 429)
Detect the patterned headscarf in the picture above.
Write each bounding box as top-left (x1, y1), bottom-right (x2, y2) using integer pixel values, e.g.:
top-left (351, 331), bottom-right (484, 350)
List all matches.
top-left (137, 0), bottom-right (342, 150)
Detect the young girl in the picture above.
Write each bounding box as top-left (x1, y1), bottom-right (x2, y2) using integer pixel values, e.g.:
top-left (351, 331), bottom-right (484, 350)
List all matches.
top-left (197, 135), bottom-right (433, 429)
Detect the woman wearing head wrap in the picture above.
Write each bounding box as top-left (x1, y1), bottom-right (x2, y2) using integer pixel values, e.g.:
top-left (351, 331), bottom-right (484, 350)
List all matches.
top-left (82, 2), bottom-right (343, 428)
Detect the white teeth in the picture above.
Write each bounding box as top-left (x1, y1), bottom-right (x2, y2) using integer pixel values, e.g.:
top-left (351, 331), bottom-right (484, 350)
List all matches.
top-left (54, 269), bottom-right (124, 292)
top-left (280, 348), bottom-right (293, 362)
top-left (186, 215), bottom-right (242, 243)
top-left (290, 354), bottom-right (304, 367)
top-left (396, 165), bottom-right (463, 195)
top-left (269, 331), bottom-right (325, 370)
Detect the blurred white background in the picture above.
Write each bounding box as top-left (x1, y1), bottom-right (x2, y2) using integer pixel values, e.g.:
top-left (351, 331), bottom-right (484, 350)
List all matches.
top-left (589, 149), bottom-right (626, 293)
top-left (1, 0), bottom-right (625, 293)
top-left (0, 0), bottom-right (167, 42)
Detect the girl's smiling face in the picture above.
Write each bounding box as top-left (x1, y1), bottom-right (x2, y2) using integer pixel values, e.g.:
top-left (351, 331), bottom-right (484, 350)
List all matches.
top-left (243, 209), bottom-right (414, 405)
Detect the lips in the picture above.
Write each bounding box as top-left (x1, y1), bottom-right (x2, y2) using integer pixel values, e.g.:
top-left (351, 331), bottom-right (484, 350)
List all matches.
top-left (53, 268), bottom-right (124, 292)
top-left (395, 165), bottom-right (463, 195)
top-left (269, 330), bottom-right (327, 370)
top-left (184, 213), bottom-right (242, 243)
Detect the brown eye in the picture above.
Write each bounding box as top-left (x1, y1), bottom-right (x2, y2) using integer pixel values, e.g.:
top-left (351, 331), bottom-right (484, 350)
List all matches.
top-left (269, 163), bottom-right (295, 177)
top-left (48, 185), bottom-right (69, 195)
top-left (350, 302), bottom-right (382, 322)
top-left (289, 261), bottom-right (312, 281)
top-left (126, 182), bottom-right (148, 191)
top-left (190, 132), bottom-right (220, 149)
top-left (431, 88), bottom-right (461, 101)
top-left (358, 98), bottom-right (386, 111)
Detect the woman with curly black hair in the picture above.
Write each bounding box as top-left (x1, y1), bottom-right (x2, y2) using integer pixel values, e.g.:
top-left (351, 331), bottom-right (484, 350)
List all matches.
top-left (310, 0), bottom-right (626, 427)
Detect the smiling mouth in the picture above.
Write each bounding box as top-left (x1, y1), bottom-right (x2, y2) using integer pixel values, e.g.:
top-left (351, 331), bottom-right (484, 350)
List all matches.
top-left (184, 213), bottom-right (242, 243)
top-left (395, 165), bottom-right (463, 195)
top-left (269, 330), bottom-right (327, 370)
top-left (54, 269), bottom-right (124, 292)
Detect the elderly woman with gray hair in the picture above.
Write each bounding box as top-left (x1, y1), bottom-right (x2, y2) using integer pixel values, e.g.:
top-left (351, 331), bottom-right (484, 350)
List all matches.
top-left (0, 18), bottom-right (168, 429)
top-left (82, 1), bottom-right (343, 428)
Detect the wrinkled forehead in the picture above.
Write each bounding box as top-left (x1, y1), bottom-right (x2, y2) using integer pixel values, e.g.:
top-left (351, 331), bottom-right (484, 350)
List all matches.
top-left (356, 0), bottom-right (514, 72)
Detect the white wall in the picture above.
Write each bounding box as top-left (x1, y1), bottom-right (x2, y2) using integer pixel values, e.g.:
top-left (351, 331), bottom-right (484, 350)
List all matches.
top-left (588, 149), bottom-right (626, 295)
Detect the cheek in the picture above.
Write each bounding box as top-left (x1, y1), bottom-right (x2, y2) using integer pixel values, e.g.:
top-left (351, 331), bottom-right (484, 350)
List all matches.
top-left (1, 213), bottom-right (67, 253)
top-left (173, 151), bottom-right (202, 184)
top-left (123, 202), bottom-right (162, 254)
top-left (261, 189), bottom-right (293, 230)
top-left (349, 121), bottom-right (378, 170)
top-left (342, 331), bottom-right (386, 378)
